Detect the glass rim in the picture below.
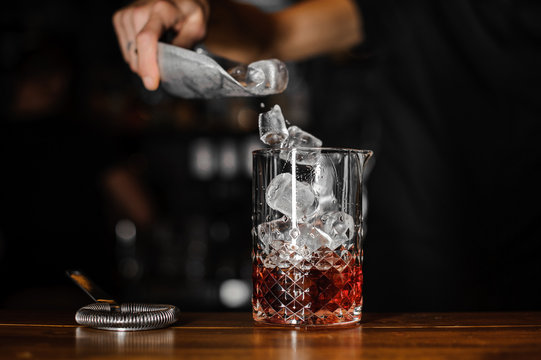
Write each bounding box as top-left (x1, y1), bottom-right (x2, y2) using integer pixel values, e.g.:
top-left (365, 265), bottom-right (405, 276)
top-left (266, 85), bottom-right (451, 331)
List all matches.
top-left (252, 147), bottom-right (373, 156)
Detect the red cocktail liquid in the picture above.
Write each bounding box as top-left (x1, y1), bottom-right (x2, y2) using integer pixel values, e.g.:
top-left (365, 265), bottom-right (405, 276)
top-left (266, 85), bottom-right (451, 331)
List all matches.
top-left (252, 250), bottom-right (362, 326)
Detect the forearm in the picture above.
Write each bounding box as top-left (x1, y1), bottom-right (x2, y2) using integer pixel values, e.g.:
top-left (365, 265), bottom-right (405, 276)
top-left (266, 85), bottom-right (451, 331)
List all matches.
top-left (272, 0), bottom-right (364, 61)
top-left (204, 1), bottom-right (275, 63)
top-left (205, 0), bottom-right (364, 63)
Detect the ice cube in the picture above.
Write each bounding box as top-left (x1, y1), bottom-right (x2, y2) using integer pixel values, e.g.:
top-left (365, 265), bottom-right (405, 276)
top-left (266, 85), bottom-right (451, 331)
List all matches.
top-left (247, 59), bottom-right (289, 95)
top-left (229, 65), bottom-right (266, 87)
top-left (264, 239), bottom-right (312, 268)
top-left (270, 154), bottom-right (336, 215)
top-left (265, 173), bottom-right (317, 218)
top-left (284, 126), bottom-right (322, 148)
top-left (317, 211), bottom-right (355, 249)
top-left (257, 217), bottom-right (291, 245)
top-left (312, 156), bottom-right (335, 197)
top-left (258, 217), bottom-right (315, 247)
top-left (317, 194), bottom-right (339, 213)
top-left (282, 126), bottom-right (322, 165)
top-left (257, 218), bottom-right (310, 267)
top-left (259, 220), bottom-right (332, 268)
top-left (227, 59), bottom-right (288, 96)
top-left (258, 105), bottom-right (289, 146)
top-left (246, 67), bottom-right (266, 86)
top-left (298, 225), bottom-right (333, 252)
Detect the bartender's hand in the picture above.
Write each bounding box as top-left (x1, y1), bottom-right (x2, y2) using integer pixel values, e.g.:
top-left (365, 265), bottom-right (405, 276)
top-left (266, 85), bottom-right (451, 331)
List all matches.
top-left (113, 0), bottom-right (209, 90)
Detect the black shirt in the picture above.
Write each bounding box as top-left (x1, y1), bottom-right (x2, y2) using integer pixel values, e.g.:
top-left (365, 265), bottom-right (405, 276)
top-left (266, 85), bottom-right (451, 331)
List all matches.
top-left (349, 0), bottom-right (541, 311)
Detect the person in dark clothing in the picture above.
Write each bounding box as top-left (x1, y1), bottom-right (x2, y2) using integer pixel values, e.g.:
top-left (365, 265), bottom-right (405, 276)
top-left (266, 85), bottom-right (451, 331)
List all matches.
top-left (351, 1), bottom-right (541, 311)
top-left (112, 0), bottom-right (541, 311)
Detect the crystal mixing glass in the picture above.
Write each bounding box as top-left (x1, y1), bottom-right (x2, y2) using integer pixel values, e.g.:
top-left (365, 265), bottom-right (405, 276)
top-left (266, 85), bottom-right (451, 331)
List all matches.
top-left (252, 148), bottom-right (372, 327)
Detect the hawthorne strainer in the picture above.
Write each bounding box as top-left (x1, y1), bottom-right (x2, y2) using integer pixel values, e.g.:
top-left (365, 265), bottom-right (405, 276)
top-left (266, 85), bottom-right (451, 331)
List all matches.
top-left (67, 270), bottom-right (180, 331)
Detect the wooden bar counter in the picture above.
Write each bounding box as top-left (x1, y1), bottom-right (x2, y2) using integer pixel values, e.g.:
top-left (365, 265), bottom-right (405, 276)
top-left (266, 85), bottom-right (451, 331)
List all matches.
top-left (1, 310), bottom-right (540, 359)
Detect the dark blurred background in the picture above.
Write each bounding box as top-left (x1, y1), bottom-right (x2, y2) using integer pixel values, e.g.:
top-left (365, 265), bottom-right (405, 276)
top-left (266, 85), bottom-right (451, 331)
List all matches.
top-left (0, 0), bottom-right (373, 312)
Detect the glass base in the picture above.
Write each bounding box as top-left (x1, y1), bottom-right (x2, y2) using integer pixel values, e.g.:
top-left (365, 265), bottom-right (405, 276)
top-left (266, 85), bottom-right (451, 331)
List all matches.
top-left (252, 251), bottom-right (363, 329)
top-left (253, 313), bottom-right (361, 329)
top-left (252, 304), bottom-right (362, 328)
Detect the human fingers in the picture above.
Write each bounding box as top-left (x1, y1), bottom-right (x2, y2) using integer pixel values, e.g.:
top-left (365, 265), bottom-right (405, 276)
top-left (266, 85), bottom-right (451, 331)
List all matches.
top-left (112, 9), bottom-right (132, 65)
top-left (170, 0), bottom-right (208, 48)
top-left (112, 1), bottom-right (159, 74)
top-left (122, 8), bottom-right (140, 72)
top-left (135, 1), bottom-right (182, 90)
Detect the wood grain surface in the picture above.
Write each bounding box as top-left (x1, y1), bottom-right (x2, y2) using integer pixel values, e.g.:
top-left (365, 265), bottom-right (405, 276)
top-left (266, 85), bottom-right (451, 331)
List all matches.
top-left (1, 311), bottom-right (540, 359)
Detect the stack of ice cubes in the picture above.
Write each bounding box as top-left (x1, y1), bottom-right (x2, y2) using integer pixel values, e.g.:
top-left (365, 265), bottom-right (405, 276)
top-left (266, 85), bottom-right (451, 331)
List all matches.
top-left (257, 105), bottom-right (355, 267)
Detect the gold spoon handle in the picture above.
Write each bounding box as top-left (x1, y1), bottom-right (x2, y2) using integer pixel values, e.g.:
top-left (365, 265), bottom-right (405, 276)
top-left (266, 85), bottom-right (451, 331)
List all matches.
top-left (66, 270), bottom-right (120, 311)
